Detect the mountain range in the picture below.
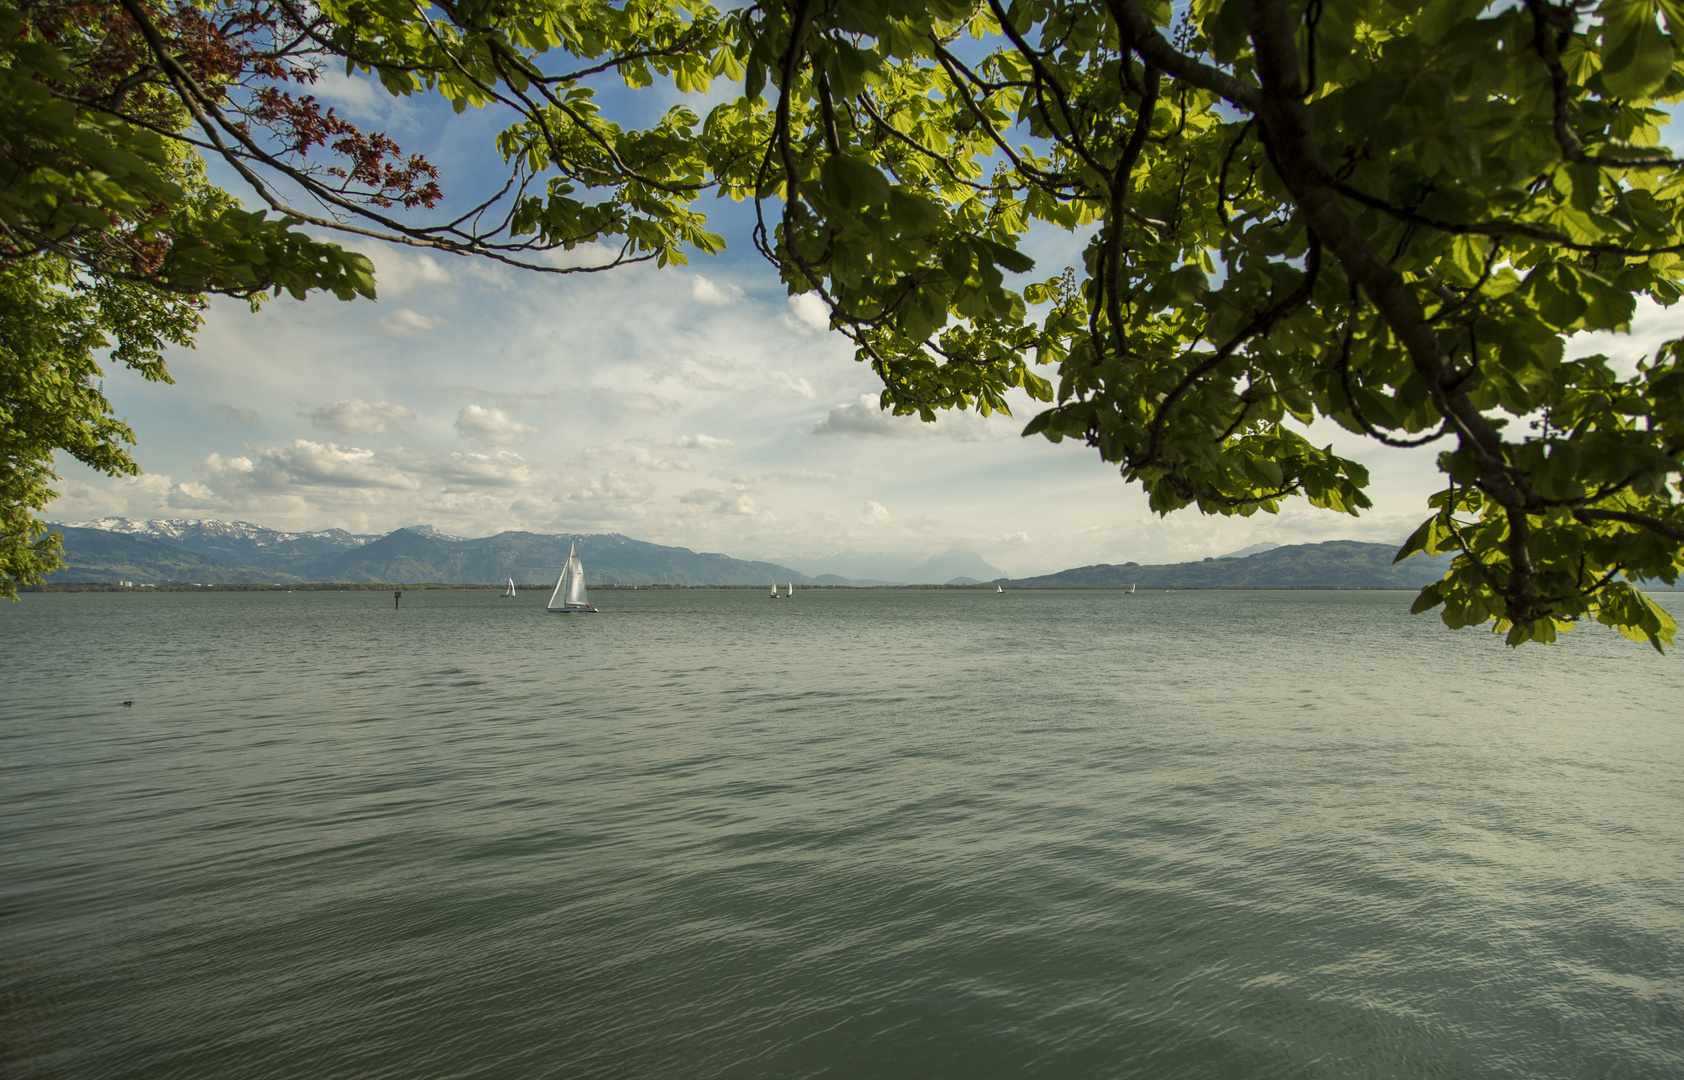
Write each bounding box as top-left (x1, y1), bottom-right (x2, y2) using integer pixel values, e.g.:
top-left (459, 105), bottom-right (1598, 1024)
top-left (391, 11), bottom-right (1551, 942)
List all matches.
top-left (1007, 541), bottom-right (1454, 590)
top-left (49, 519), bottom-right (815, 587)
top-left (38, 518), bottom-right (1467, 590)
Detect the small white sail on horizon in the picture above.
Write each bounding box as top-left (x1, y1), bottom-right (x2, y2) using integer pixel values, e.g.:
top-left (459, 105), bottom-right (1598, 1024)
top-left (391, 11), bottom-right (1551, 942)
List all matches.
top-left (502, 577), bottom-right (517, 598)
top-left (785, 582), bottom-right (794, 598)
top-left (547, 542), bottom-right (598, 613)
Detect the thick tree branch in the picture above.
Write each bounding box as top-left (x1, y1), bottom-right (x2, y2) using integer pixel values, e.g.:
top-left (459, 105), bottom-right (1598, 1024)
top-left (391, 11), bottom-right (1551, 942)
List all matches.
top-left (1244, 0), bottom-right (1540, 620)
top-left (1106, 0), bottom-right (1261, 109)
top-left (1573, 509), bottom-right (1684, 543)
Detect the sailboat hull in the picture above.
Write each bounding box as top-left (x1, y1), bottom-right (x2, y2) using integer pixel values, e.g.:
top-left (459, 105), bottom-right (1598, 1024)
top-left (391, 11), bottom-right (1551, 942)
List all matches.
top-left (546, 605), bottom-right (599, 614)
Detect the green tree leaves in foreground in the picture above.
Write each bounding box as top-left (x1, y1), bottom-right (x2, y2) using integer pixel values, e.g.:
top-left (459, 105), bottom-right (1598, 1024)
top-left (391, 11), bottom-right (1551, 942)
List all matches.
top-left (7, 0), bottom-right (1684, 650)
top-left (1, 0), bottom-right (724, 597)
top-left (725, 0), bottom-right (1684, 650)
top-left (303, 0), bottom-right (1684, 648)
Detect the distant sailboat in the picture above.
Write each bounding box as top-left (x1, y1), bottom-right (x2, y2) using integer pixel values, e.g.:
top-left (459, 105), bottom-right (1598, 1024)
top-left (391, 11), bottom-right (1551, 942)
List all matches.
top-left (547, 542), bottom-right (599, 613)
top-left (769, 578), bottom-right (782, 599)
top-left (1129, 583), bottom-right (1137, 595)
top-left (997, 585), bottom-right (1004, 593)
top-left (501, 577), bottom-right (517, 599)
top-left (785, 582), bottom-right (794, 598)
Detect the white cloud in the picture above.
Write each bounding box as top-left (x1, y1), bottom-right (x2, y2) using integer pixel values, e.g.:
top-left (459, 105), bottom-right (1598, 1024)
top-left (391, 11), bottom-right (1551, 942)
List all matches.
top-left (208, 404), bottom-right (258, 424)
top-left (716, 493), bottom-right (763, 516)
top-left (570, 471), bottom-right (655, 501)
top-left (647, 353), bottom-right (735, 391)
top-left (78, 442), bottom-right (564, 535)
top-left (306, 70), bottom-right (395, 124)
top-left (584, 443), bottom-right (693, 472)
top-left (454, 404), bottom-right (536, 446)
top-left (465, 261), bottom-right (512, 289)
top-left (662, 434), bottom-right (734, 450)
top-left (678, 487), bottom-right (767, 517)
top-left (861, 500), bottom-right (891, 524)
top-left (168, 480), bottom-right (220, 507)
top-left (765, 469), bottom-right (836, 482)
top-left (691, 275), bottom-right (744, 305)
top-left (204, 442), bottom-right (550, 497)
top-left (377, 308), bottom-right (445, 336)
top-left (538, 242), bottom-right (621, 271)
top-left (335, 240), bottom-right (453, 298)
top-left (204, 443), bottom-right (419, 492)
top-left (376, 255), bottom-right (450, 297)
top-left (307, 399), bottom-right (415, 436)
top-left (770, 370), bottom-right (816, 398)
top-left (813, 396), bottom-right (910, 438)
top-left (812, 395), bottom-right (1003, 442)
top-left (787, 292), bottom-right (830, 333)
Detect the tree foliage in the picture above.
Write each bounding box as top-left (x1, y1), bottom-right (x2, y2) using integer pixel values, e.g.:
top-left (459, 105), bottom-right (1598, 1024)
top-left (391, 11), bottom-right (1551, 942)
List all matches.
top-left (0, 254), bottom-right (192, 596)
top-left (1, 0), bottom-right (723, 595)
top-left (2, 0), bottom-right (380, 595)
top-left (715, 0), bottom-right (1684, 650)
top-left (285, 0), bottom-right (1684, 647)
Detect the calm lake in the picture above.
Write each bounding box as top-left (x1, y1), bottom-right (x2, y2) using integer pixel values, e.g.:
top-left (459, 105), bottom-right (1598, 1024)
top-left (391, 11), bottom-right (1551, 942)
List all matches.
top-left (3, 588), bottom-right (1681, 1078)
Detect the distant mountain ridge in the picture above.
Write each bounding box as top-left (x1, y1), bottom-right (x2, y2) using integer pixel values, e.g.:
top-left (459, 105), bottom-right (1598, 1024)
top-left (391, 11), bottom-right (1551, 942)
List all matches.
top-left (46, 519), bottom-right (815, 587)
top-left (45, 519), bottom-right (1469, 590)
top-left (60, 517), bottom-right (375, 577)
top-left (1001, 540), bottom-right (1452, 590)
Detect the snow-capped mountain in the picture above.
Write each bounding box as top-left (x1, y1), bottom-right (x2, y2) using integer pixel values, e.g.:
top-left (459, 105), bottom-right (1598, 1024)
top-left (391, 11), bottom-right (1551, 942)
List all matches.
top-left (61, 517), bottom-right (376, 548)
top-left (44, 519), bottom-right (813, 586)
top-left (55, 518), bottom-right (374, 574)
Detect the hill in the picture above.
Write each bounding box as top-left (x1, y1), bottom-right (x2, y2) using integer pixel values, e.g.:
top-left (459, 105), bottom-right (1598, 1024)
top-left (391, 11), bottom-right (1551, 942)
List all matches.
top-left (1003, 541), bottom-right (1453, 589)
top-left (45, 520), bottom-right (814, 586)
top-left (43, 521), bottom-right (1486, 590)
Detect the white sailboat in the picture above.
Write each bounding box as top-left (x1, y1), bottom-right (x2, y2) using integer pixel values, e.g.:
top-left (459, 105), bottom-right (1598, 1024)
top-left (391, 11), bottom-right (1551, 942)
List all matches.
top-left (769, 578), bottom-right (782, 599)
top-left (547, 542), bottom-right (599, 613)
top-left (784, 582), bottom-right (794, 598)
top-left (996, 585), bottom-right (1004, 593)
top-left (501, 577), bottom-right (518, 599)
top-left (1129, 583), bottom-right (1137, 595)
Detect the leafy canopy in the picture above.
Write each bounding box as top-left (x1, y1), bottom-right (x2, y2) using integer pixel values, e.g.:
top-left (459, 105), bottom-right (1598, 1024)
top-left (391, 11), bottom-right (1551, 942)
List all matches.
top-left (319, 0), bottom-right (1684, 648)
top-left (0, 0), bottom-right (724, 595)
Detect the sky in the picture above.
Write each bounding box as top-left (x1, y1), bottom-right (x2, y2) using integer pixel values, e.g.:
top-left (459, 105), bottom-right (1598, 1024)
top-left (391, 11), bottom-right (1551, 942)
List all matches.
top-left (46, 67), bottom-right (1684, 580)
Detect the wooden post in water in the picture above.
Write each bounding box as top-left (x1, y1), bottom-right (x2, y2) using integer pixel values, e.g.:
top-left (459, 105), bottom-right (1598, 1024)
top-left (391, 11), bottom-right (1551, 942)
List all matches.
top-left (394, 588), bottom-right (402, 610)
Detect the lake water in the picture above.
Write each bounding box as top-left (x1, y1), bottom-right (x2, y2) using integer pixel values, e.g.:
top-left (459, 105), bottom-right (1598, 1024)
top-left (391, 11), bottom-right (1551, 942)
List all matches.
top-left (3, 588), bottom-right (1681, 1078)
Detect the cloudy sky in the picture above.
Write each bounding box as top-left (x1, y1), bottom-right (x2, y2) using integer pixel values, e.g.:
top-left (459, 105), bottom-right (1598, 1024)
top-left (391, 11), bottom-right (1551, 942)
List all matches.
top-left (49, 70), bottom-right (1684, 579)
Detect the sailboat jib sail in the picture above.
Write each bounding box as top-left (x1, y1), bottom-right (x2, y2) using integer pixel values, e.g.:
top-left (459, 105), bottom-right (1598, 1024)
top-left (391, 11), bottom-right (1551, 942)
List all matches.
top-left (546, 541), bottom-right (599, 613)
top-left (502, 577), bottom-right (517, 598)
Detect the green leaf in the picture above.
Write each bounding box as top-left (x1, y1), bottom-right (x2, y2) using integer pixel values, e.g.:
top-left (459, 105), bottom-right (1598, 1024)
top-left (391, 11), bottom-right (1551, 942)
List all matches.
top-left (821, 154), bottom-right (891, 210)
top-left (1600, 1), bottom-right (1676, 100)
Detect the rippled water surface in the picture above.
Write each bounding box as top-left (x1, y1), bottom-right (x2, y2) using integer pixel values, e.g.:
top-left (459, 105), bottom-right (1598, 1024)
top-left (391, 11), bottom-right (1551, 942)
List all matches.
top-left (3, 588), bottom-right (1682, 1078)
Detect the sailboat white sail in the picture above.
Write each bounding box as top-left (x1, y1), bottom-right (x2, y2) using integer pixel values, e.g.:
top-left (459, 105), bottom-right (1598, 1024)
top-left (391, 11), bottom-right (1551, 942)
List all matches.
top-left (547, 541), bottom-right (599, 613)
top-left (502, 577), bottom-right (517, 598)
top-left (769, 578), bottom-right (781, 599)
top-left (784, 582), bottom-right (794, 598)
